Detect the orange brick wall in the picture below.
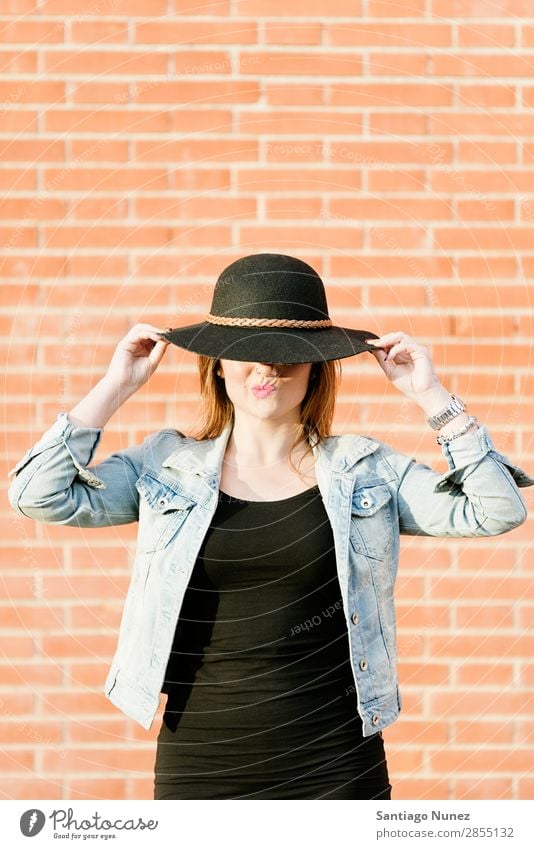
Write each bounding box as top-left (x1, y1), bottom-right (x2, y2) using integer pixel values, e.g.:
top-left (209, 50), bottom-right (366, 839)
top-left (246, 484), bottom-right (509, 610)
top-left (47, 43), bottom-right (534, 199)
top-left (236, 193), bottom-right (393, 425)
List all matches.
top-left (1, 0), bottom-right (533, 801)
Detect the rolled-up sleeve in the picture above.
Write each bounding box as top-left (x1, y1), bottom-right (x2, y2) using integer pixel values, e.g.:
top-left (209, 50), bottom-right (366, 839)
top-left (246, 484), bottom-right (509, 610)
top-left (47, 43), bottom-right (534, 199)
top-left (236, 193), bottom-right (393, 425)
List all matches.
top-left (391, 424), bottom-right (534, 537)
top-left (7, 412), bottom-right (145, 527)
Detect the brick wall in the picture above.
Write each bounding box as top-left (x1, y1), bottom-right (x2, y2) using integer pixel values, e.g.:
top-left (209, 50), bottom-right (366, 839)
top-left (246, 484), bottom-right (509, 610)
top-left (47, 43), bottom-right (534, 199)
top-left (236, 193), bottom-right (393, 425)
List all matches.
top-left (1, 0), bottom-right (533, 801)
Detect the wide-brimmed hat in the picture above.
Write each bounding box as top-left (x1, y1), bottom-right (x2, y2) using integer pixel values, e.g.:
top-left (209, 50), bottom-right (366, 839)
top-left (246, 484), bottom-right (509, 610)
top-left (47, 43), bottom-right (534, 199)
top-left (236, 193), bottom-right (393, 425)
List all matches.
top-left (161, 253), bottom-right (382, 364)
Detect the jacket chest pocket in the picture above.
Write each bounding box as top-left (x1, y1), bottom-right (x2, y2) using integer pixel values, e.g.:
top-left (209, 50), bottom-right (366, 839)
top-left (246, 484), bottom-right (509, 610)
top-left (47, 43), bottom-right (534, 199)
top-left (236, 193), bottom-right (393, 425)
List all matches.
top-left (350, 482), bottom-right (393, 561)
top-left (135, 472), bottom-right (197, 553)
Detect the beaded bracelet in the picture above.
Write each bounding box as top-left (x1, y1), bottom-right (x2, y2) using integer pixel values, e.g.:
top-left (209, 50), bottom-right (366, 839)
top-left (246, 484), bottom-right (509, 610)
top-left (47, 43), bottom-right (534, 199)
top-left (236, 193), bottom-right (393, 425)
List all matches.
top-left (436, 415), bottom-right (479, 446)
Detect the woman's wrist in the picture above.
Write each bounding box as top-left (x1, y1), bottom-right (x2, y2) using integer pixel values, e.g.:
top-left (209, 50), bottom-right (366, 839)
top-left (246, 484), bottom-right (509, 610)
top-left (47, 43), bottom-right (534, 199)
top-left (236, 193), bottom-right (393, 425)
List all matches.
top-left (412, 383), bottom-right (479, 440)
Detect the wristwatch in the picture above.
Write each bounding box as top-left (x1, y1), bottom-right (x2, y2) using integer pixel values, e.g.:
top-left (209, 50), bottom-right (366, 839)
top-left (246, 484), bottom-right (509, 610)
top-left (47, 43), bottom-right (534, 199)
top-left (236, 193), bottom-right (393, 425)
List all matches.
top-left (427, 394), bottom-right (466, 431)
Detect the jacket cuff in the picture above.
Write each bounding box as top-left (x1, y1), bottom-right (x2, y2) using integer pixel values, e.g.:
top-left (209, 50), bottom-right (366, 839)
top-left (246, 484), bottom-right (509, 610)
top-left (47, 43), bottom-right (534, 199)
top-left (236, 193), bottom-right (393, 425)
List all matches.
top-left (433, 423), bottom-right (534, 492)
top-left (7, 411), bottom-right (106, 489)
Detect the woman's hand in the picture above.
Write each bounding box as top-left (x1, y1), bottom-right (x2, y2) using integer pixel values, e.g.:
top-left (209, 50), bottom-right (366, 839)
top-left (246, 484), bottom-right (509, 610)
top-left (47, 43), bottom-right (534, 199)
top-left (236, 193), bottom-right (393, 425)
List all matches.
top-left (365, 332), bottom-right (443, 400)
top-left (103, 323), bottom-right (171, 393)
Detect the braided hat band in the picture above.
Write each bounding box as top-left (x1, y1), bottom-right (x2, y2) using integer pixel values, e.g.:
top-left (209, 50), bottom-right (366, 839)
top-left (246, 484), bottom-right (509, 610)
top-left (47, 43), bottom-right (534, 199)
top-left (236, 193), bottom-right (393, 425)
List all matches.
top-left (206, 314), bottom-right (333, 329)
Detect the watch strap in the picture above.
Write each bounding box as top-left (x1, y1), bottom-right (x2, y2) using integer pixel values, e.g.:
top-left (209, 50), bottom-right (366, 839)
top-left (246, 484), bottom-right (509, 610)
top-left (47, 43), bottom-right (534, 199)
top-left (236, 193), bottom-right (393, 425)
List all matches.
top-left (427, 394), bottom-right (466, 431)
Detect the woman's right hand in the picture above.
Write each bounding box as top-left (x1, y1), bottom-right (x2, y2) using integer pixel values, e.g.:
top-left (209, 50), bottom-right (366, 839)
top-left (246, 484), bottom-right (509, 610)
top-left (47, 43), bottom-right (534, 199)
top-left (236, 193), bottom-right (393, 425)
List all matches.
top-left (103, 324), bottom-right (171, 393)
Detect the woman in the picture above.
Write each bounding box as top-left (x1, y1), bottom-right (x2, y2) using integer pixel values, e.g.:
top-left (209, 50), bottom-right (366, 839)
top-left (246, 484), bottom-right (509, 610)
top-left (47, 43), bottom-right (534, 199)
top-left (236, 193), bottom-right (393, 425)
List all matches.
top-left (8, 253), bottom-right (533, 800)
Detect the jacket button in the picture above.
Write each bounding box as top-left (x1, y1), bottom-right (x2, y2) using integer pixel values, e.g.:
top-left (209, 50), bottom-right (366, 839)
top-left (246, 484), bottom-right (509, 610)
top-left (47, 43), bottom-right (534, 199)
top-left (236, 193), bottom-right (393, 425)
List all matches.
top-left (360, 496), bottom-right (372, 508)
top-left (351, 611), bottom-right (359, 625)
top-left (157, 496), bottom-right (169, 507)
top-left (372, 714), bottom-right (381, 726)
top-left (359, 659), bottom-right (368, 671)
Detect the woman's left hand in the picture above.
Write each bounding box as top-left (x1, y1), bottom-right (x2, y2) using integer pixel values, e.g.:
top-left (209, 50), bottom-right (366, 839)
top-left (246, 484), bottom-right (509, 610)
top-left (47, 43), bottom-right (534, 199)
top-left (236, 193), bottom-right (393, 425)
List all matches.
top-left (365, 332), bottom-right (443, 399)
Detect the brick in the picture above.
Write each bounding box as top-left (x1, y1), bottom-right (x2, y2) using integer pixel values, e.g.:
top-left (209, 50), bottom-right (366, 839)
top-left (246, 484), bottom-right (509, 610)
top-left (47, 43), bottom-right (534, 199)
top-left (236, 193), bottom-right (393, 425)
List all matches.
top-left (239, 111), bottom-right (362, 135)
top-left (43, 167), bottom-right (168, 192)
top-left (370, 53), bottom-right (427, 76)
top-left (370, 0), bottom-right (425, 13)
top-left (71, 21), bottom-right (128, 43)
top-left (135, 139), bottom-right (258, 163)
top-left (0, 139), bottom-right (64, 162)
top-left (456, 605), bottom-right (515, 629)
top-left (265, 197), bottom-right (323, 219)
top-left (370, 113), bottom-right (427, 135)
top-left (173, 51), bottom-right (231, 75)
top-left (1, 606), bottom-right (65, 629)
top-left (459, 24), bottom-right (516, 47)
top-left (432, 0), bottom-right (532, 16)
top-left (42, 0), bottom-right (167, 12)
top-left (330, 197), bottom-right (452, 221)
top-left (327, 23), bottom-right (450, 47)
top-left (0, 169), bottom-right (35, 191)
top-left (43, 225), bottom-right (169, 249)
top-left (458, 141), bottom-right (516, 164)
top-left (331, 140), bottom-right (454, 165)
top-left (368, 226), bottom-right (428, 249)
top-left (239, 51), bottom-right (362, 76)
top-left (42, 745), bottom-right (155, 773)
top-left (135, 80), bottom-right (260, 104)
top-left (430, 112), bottom-right (534, 137)
top-left (239, 224), bottom-right (363, 250)
top-left (0, 110), bottom-right (37, 133)
top-left (71, 81), bottom-right (129, 104)
top-left (136, 196), bottom-right (256, 220)
top-left (0, 662), bottom-right (63, 693)
top-left (264, 140), bottom-right (325, 162)
top-left (173, 0), bottom-right (230, 11)
top-left (68, 779), bottom-right (127, 800)
top-left (435, 227), bottom-right (533, 251)
top-left (67, 719), bottom-right (128, 743)
top-left (429, 634), bottom-right (534, 660)
top-left (454, 778), bottom-right (513, 800)
top-left (330, 83), bottom-right (453, 107)
top-left (0, 635), bottom-right (34, 657)
top-left (136, 21), bottom-right (257, 44)
top-left (331, 255), bottom-right (453, 279)
top-left (0, 19), bottom-right (64, 42)
top-left (458, 84), bottom-right (515, 108)
top-left (44, 51), bottom-right (167, 76)
top-left (432, 54), bottom-right (533, 77)
top-left (236, 168), bottom-right (360, 192)
top-left (456, 662), bottom-right (514, 686)
top-left (237, 0), bottom-right (360, 14)
top-left (368, 170), bottom-right (425, 192)
top-left (431, 748), bottom-right (532, 774)
top-left (457, 200), bottom-right (514, 220)
top-left (264, 23), bottom-right (322, 45)
top-left (434, 169), bottom-right (534, 194)
top-left (265, 84), bottom-right (325, 105)
top-left (390, 779), bottom-right (450, 800)
top-left (45, 110), bottom-right (168, 133)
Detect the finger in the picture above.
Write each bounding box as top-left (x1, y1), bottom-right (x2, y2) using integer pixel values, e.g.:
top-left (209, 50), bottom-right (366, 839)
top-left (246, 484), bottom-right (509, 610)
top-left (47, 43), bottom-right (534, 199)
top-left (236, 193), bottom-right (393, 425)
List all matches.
top-left (149, 341), bottom-right (169, 368)
top-left (385, 342), bottom-right (422, 362)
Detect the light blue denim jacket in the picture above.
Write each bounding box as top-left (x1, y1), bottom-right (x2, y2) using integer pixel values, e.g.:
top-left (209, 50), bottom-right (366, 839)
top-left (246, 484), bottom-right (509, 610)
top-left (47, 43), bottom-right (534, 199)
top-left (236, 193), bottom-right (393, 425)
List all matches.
top-left (7, 411), bottom-right (534, 736)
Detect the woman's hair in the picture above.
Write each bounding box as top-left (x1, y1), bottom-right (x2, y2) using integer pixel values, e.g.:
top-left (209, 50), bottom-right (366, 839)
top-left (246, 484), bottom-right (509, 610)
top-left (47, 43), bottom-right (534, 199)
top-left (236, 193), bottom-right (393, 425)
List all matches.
top-left (188, 356), bottom-right (342, 478)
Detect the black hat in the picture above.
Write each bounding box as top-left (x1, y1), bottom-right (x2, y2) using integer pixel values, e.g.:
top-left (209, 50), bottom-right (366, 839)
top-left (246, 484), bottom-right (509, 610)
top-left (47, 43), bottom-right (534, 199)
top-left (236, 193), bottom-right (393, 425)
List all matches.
top-left (161, 253), bottom-right (381, 364)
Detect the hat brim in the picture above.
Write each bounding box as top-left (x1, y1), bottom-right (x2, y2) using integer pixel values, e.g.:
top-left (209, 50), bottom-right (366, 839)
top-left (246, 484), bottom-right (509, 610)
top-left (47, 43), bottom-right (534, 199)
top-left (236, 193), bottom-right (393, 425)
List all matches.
top-left (161, 322), bottom-right (382, 364)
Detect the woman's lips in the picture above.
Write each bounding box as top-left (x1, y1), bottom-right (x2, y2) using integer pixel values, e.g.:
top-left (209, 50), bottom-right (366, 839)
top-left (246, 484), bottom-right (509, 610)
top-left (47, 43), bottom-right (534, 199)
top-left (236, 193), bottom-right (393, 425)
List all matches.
top-left (252, 385), bottom-right (277, 398)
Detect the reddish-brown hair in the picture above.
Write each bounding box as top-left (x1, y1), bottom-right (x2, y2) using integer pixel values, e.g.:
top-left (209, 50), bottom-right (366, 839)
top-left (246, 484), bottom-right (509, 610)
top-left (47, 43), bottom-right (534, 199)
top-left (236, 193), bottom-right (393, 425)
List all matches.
top-left (188, 356), bottom-right (342, 477)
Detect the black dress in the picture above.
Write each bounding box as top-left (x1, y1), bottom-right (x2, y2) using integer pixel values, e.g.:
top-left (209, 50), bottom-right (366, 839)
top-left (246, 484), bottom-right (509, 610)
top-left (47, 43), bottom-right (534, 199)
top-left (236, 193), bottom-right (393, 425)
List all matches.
top-left (153, 484), bottom-right (392, 800)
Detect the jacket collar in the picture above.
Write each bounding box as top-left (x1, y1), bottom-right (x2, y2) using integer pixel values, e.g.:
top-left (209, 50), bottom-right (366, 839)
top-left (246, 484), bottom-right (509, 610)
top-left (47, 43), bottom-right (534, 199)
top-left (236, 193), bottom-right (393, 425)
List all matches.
top-left (161, 422), bottom-right (381, 478)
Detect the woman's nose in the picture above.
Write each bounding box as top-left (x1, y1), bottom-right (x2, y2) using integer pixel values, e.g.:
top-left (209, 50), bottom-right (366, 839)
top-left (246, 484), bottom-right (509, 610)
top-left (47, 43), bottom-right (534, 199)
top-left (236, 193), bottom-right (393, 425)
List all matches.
top-left (255, 362), bottom-right (281, 375)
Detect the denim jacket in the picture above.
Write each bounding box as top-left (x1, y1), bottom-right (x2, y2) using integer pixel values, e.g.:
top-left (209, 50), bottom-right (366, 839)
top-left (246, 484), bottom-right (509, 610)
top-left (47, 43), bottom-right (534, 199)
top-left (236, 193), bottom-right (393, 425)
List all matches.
top-left (7, 411), bottom-right (534, 737)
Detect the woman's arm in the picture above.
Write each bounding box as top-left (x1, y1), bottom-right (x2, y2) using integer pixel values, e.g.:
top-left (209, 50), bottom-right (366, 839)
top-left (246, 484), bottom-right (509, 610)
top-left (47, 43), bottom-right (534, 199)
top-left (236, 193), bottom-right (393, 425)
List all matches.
top-left (365, 332), bottom-right (534, 536)
top-left (7, 324), bottom-right (170, 527)
top-left (391, 422), bottom-right (533, 538)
